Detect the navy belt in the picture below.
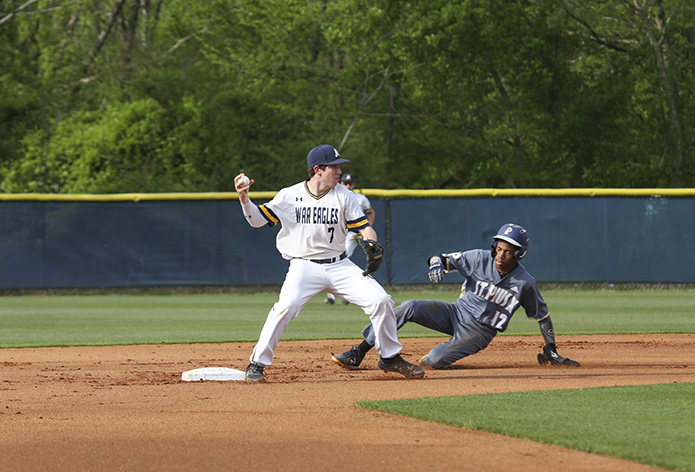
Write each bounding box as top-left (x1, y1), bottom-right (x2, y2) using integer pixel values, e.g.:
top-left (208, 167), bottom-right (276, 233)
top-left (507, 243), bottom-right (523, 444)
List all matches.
top-left (309, 252), bottom-right (347, 264)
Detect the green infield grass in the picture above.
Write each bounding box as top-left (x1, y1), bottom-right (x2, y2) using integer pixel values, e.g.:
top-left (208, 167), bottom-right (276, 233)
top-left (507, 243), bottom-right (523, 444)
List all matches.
top-left (0, 287), bottom-right (693, 348)
top-left (1, 286), bottom-right (693, 471)
top-left (358, 382), bottom-right (695, 472)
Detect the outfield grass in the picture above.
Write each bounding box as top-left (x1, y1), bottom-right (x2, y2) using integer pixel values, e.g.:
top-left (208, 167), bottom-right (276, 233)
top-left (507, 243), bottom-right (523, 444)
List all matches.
top-left (0, 287), bottom-right (694, 348)
top-left (358, 383), bottom-right (695, 472)
top-left (1, 287), bottom-right (693, 470)
top-left (511, 289), bottom-right (695, 335)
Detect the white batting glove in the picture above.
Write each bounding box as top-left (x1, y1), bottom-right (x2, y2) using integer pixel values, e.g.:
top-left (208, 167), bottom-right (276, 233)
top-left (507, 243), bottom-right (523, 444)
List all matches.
top-left (428, 257), bottom-right (444, 284)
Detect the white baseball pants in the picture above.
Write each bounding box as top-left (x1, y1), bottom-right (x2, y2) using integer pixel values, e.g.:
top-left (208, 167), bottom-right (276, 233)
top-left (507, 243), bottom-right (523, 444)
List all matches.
top-left (250, 258), bottom-right (401, 366)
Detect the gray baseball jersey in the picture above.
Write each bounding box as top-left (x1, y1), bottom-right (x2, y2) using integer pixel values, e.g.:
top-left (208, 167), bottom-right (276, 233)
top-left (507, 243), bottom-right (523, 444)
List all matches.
top-left (446, 249), bottom-right (548, 331)
top-left (359, 248), bottom-right (550, 369)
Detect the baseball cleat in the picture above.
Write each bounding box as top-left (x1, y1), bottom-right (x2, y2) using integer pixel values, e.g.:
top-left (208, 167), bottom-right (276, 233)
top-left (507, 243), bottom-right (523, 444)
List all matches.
top-left (325, 294), bottom-right (336, 305)
top-left (378, 354), bottom-right (425, 379)
top-left (538, 352), bottom-right (581, 367)
top-left (245, 362), bottom-right (267, 383)
top-left (418, 355), bottom-right (452, 370)
top-left (332, 345), bottom-right (365, 369)
top-left (418, 355), bottom-right (429, 369)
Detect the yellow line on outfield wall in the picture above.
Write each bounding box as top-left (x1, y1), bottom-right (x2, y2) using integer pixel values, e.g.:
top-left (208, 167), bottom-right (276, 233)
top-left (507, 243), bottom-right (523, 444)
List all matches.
top-left (360, 188), bottom-right (695, 198)
top-left (0, 188), bottom-right (694, 202)
top-left (0, 192), bottom-right (271, 202)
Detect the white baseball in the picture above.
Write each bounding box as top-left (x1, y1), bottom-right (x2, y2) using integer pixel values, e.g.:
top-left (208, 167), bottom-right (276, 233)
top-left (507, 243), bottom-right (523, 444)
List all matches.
top-left (240, 175), bottom-right (250, 187)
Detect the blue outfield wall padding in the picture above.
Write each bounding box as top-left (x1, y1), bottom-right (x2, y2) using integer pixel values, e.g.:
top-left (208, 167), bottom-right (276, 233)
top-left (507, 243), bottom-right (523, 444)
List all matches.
top-left (0, 193), bottom-right (693, 288)
top-left (0, 200), bottom-right (285, 288)
top-left (386, 196), bottom-right (694, 284)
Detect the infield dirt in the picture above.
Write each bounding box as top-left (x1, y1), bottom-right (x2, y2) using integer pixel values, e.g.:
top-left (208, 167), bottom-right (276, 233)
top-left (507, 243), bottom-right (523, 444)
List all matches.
top-left (1, 334), bottom-right (693, 471)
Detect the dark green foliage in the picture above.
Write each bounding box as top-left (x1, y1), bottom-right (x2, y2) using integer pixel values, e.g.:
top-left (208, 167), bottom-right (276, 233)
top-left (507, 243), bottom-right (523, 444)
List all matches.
top-left (1, 0), bottom-right (694, 192)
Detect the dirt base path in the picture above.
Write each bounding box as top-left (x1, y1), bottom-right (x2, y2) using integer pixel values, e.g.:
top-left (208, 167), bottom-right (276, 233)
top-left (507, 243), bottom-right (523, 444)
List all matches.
top-left (2, 334), bottom-right (693, 471)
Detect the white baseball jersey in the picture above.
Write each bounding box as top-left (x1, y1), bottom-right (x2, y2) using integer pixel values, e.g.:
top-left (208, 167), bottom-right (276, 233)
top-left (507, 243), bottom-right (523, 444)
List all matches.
top-left (353, 191), bottom-right (372, 216)
top-left (257, 181), bottom-right (369, 259)
top-left (240, 179), bottom-right (402, 367)
top-left (345, 191), bottom-right (373, 257)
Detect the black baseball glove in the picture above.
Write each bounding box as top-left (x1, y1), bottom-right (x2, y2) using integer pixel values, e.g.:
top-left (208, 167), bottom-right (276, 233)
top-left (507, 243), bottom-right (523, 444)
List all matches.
top-left (537, 343), bottom-right (581, 367)
top-left (357, 238), bottom-right (383, 276)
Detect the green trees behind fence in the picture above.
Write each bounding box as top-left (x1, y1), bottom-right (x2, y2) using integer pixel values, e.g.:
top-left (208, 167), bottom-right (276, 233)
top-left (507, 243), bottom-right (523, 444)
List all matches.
top-left (1, 0), bottom-right (693, 193)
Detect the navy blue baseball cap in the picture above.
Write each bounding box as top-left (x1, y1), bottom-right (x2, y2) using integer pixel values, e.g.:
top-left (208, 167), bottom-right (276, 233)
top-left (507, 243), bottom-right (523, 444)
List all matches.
top-left (340, 173), bottom-right (355, 184)
top-left (307, 145), bottom-right (351, 168)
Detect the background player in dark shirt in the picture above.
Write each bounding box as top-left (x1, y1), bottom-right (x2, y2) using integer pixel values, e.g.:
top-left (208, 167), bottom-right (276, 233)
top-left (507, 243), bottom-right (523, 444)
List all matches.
top-left (332, 223), bottom-right (580, 370)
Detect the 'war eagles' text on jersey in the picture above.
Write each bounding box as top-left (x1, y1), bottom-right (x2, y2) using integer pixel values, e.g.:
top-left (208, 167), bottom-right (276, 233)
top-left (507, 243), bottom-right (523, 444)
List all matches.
top-left (294, 207), bottom-right (340, 225)
top-left (258, 181), bottom-right (369, 260)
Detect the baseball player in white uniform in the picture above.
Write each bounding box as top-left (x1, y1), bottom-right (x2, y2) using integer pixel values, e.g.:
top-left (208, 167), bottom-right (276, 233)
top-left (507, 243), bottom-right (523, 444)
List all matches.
top-left (325, 173), bottom-right (375, 305)
top-left (234, 144), bottom-right (424, 383)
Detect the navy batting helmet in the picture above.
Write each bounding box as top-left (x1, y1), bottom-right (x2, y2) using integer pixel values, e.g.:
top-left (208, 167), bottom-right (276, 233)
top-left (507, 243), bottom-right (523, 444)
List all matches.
top-left (340, 173), bottom-right (355, 184)
top-left (492, 223), bottom-right (529, 260)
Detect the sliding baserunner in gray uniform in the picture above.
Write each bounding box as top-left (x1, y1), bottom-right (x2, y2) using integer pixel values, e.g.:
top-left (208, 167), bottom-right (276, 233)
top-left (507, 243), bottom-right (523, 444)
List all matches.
top-left (332, 223), bottom-right (580, 370)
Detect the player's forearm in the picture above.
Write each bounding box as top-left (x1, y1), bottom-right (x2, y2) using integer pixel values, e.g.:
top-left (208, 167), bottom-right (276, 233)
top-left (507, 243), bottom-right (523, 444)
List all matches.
top-left (241, 200), bottom-right (267, 228)
top-left (538, 316), bottom-right (556, 346)
top-left (359, 226), bottom-right (378, 241)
